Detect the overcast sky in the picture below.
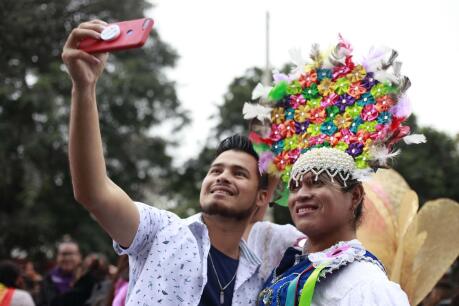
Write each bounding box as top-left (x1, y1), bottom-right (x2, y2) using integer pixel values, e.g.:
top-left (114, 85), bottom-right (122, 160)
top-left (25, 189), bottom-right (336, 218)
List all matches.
top-left (148, 0), bottom-right (459, 164)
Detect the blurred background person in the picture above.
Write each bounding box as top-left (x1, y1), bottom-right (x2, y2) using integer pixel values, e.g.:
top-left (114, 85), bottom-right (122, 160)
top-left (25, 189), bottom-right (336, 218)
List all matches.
top-left (37, 239), bottom-right (81, 306)
top-left (105, 255), bottom-right (129, 306)
top-left (0, 260), bottom-right (35, 306)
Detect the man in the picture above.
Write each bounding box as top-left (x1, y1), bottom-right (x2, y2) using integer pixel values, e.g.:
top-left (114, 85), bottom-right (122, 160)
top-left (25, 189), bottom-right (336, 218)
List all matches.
top-left (37, 240), bottom-right (81, 306)
top-left (61, 20), bottom-right (302, 305)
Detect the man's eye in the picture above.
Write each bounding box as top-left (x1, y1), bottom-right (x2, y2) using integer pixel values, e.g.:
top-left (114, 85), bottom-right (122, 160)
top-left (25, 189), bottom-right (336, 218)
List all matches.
top-left (235, 171), bottom-right (247, 177)
top-left (210, 169), bottom-right (221, 174)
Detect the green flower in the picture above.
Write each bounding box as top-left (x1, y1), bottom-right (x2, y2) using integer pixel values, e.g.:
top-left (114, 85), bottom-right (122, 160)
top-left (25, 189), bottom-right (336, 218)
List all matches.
top-left (281, 165), bottom-right (292, 183)
top-left (370, 83), bottom-right (389, 98)
top-left (335, 142), bottom-right (349, 151)
top-left (269, 81), bottom-right (289, 101)
top-left (358, 121), bottom-right (377, 132)
top-left (326, 105), bottom-right (340, 120)
top-left (307, 97), bottom-right (322, 109)
top-left (334, 78), bottom-right (350, 95)
top-left (284, 135), bottom-right (299, 150)
top-left (287, 80), bottom-right (303, 95)
top-left (307, 123), bottom-right (321, 136)
top-left (355, 153), bottom-right (370, 169)
top-left (344, 105), bottom-right (363, 119)
top-left (303, 83), bottom-right (319, 100)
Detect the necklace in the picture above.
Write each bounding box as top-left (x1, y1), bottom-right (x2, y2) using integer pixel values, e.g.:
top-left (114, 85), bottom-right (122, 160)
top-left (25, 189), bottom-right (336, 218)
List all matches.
top-left (208, 251), bottom-right (238, 304)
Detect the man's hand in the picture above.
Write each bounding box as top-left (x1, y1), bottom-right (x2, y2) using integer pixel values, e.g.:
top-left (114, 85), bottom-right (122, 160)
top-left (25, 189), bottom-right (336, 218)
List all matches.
top-left (62, 20), bottom-right (109, 88)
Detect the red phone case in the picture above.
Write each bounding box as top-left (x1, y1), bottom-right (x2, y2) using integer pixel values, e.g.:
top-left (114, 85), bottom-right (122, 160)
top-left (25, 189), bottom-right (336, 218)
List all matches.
top-left (79, 18), bottom-right (154, 53)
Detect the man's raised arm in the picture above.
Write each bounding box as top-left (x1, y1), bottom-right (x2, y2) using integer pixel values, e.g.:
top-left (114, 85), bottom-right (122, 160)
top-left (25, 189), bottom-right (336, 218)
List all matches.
top-left (62, 20), bottom-right (138, 247)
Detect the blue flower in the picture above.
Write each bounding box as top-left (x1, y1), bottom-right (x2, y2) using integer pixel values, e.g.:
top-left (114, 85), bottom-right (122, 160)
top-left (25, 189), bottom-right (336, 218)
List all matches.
top-left (285, 108), bottom-right (295, 120)
top-left (377, 111), bottom-right (392, 124)
top-left (320, 120), bottom-right (338, 136)
top-left (350, 117), bottom-right (363, 134)
top-left (272, 140), bottom-right (285, 155)
top-left (356, 92), bottom-right (375, 106)
top-left (316, 68), bottom-right (332, 81)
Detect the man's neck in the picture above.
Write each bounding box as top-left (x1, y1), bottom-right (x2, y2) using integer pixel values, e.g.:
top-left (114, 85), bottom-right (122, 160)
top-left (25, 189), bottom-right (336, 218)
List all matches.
top-left (203, 214), bottom-right (248, 259)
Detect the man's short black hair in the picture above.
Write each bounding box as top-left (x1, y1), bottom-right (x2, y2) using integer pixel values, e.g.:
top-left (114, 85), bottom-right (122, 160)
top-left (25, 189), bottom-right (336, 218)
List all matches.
top-left (0, 260), bottom-right (21, 287)
top-left (215, 134), bottom-right (268, 189)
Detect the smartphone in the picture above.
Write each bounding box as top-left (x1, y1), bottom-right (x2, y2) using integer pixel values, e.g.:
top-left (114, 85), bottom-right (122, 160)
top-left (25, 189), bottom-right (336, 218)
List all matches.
top-left (78, 18), bottom-right (154, 53)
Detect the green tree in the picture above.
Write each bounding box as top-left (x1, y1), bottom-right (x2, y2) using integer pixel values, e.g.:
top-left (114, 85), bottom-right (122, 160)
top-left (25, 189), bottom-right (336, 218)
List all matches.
top-left (0, 0), bottom-right (187, 263)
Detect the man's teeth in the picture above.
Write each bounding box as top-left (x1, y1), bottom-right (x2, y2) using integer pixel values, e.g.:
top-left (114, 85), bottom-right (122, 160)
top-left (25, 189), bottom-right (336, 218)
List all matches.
top-left (298, 207), bottom-right (316, 213)
top-left (212, 189), bottom-right (232, 195)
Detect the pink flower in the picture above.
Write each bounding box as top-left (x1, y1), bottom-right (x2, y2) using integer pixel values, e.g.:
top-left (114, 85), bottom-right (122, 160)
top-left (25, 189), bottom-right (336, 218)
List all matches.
top-left (361, 104), bottom-right (379, 121)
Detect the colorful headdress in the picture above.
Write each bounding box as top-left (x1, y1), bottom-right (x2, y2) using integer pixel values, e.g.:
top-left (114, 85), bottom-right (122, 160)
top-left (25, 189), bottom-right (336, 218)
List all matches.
top-left (243, 35), bottom-right (425, 206)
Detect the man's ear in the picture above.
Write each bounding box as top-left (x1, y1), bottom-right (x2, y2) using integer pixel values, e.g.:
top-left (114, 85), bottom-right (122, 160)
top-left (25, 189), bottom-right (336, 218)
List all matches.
top-left (256, 189), bottom-right (268, 208)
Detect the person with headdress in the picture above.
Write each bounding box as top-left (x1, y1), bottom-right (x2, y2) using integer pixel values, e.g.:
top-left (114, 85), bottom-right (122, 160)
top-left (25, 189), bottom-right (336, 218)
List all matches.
top-left (243, 36), bottom-right (425, 305)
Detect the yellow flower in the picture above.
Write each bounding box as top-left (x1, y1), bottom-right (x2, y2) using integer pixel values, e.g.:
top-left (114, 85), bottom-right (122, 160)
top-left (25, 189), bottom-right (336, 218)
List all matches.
top-left (334, 113), bottom-right (353, 129)
top-left (318, 79), bottom-right (334, 96)
top-left (271, 107), bottom-right (285, 124)
top-left (294, 105), bottom-right (311, 123)
top-left (346, 65), bottom-right (366, 82)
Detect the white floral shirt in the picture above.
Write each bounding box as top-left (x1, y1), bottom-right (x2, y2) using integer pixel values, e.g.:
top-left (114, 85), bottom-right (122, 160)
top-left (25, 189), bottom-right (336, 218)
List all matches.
top-left (114, 202), bottom-right (289, 306)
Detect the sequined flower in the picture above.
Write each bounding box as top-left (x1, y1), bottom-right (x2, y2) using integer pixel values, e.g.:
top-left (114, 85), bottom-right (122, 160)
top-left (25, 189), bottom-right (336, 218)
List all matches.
top-left (355, 130), bottom-right (370, 143)
top-left (270, 124), bottom-right (283, 142)
top-left (370, 83), bottom-right (390, 98)
top-left (281, 165), bottom-right (293, 183)
top-left (356, 92), bottom-right (375, 106)
top-left (308, 135), bottom-right (327, 146)
top-left (348, 82), bottom-right (367, 99)
top-left (346, 65), bottom-right (366, 83)
top-left (350, 117), bottom-right (363, 134)
top-left (320, 120), bottom-right (338, 136)
top-left (271, 107), bottom-right (285, 124)
top-left (334, 77), bottom-right (351, 95)
top-left (361, 72), bottom-right (377, 90)
top-left (375, 95), bottom-right (395, 112)
top-left (272, 140), bottom-right (284, 155)
top-left (285, 108), bottom-right (295, 120)
top-left (284, 135), bottom-right (299, 151)
top-left (333, 113), bottom-right (353, 129)
top-left (316, 68), bottom-right (332, 81)
top-left (303, 83), bottom-right (319, 100)
top-left (294, 105), bottom-right (310, 123)
top-left (299, 71), bottom-right (317, 88)
top-left (321, 93), bottom-right (339, 107)
top-left (341, 128), bottom-right (354, 144)
top-left (286, 80), bottom-right (303, 95)
top-left (307, 98), bottom-right (322, 109)
top-left (361, 104), bottom-right (379, 121)
top-left (318, 79), bottom-right (334, 96)
top-left (273, 151), bottom-right (290, 171)
top-left (377, 111), bottom-right (392, 124)
top-left (333, 65), bottom-right (351, 80)
top-left (283, 120), bottom-right (296, 138)
top-left (328, 133), bottom-right (342, 146)
top-left (288, 149), bottom-right (301, 163)
top-left (295, 121), bottom-right (310, 134)
top-left (355, 152), bottom-right (370, 169)
top-left (346, 142), bottom-right (364, 157)
top-left (358, 121), bottom-right (377, 133)
top-left (298, 133), bottom-right (309, 149)
top-left (309, 107), bottom-right (326, 124)
top-left (337, 94), bottom-right (355, 112)
top-left (290, 94), bottom-right (306, 108)
top-left (370, 124), bottom-right (388, 141)
top-left (345, 105), bottom-right (363, 119)
top-left (334, 141), bottom-right (349, 151)
top-left (307, 123), bottom-right (321, 136)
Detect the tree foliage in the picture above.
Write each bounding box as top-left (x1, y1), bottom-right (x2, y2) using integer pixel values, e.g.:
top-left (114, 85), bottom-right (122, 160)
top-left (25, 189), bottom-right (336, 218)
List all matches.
top-left (0, 0), bottom-right (187, 263)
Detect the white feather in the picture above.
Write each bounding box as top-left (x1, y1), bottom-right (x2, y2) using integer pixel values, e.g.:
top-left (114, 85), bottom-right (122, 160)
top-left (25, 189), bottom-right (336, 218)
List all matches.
top-left (242, 103), bottom-right (273, 121)
top-left (352, 168), bottom-right (374, 182)
top-left (288, 47), bottom-right (307, 75)
top-left (374, 70), bottom-right (400, 84)
top-left (251, 83), bottom-right (272, 100)
top-left (403, 134), bottom-right (426, 144)
top-left (369, 146), bottom-right (400, 166)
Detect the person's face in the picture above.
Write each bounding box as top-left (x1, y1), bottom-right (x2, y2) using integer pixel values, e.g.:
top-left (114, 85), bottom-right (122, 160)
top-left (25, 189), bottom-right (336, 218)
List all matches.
top-left (200, 150), bottom-right (265, 221)
top-left (287, 173), bottom-right (356, 238)
top-left (56, 242), bottom-right (81, 274)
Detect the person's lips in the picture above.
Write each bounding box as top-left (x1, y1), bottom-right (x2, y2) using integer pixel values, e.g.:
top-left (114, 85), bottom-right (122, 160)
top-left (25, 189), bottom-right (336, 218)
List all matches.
top-left (210, 185), bottom-right (235, 196)
top-left (295, 203), bottom-right (319, 216)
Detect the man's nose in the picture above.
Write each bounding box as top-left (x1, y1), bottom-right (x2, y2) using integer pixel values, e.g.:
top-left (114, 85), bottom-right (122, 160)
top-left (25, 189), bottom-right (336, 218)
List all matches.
top-left (216, 169), bottom-right (230, 183)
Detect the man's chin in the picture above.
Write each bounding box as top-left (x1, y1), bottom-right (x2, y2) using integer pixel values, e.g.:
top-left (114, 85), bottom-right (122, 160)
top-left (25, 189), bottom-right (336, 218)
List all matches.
top-left (201, 202), bottom-right (253, 221)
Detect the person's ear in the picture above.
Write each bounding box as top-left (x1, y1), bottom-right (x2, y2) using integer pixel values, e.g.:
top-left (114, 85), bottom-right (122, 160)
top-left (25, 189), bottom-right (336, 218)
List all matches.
top-left (351, 184), bottom-right (364, 210)
top-left (256, 189), bottom-right (268, 208)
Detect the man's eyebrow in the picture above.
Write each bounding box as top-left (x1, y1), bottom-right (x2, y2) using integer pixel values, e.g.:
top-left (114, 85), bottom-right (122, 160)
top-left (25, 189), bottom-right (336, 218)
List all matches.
top-left (210, 163), bottom-right (251, 174)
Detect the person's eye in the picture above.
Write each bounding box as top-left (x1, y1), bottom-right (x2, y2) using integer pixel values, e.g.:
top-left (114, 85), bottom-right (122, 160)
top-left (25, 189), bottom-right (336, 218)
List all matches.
top-left (209, 168), bottom-right (221, 174)
top-left (235, 171), bottom-right (248, 178)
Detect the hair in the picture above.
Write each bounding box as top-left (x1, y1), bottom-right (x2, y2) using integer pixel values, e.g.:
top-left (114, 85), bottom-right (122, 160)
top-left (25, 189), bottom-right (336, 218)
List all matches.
top-left (215, 134), bottom-right (268, 189)
top-left (0, 260), bottom-right (21, 287)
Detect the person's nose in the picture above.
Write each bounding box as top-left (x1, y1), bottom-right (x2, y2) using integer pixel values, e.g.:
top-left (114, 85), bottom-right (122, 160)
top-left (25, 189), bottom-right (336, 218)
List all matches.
top-left (216, 169), bottom-right (230, 184)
